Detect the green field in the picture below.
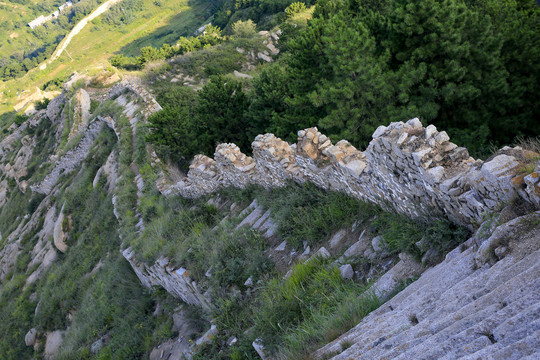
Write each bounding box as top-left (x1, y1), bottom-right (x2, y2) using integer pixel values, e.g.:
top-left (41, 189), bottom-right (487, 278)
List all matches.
top-left (0, 0), bottom-right (208, 115)
top-left (0, 0), bottom-right (58, 58)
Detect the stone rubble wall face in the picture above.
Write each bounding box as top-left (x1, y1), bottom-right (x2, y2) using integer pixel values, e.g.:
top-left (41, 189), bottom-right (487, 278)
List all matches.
top-left (159, 118), bottom-right (540, 229)
top-left (109, 81), bottom-right (162, 119)
top-left (30, 120), bottom-right (105, 195)
top-left (122, 248), bottom-right (210, 309)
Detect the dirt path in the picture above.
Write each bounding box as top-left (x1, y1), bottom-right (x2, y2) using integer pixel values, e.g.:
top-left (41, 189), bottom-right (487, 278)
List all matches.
top-left (48, 0), bottom-right (123, 64)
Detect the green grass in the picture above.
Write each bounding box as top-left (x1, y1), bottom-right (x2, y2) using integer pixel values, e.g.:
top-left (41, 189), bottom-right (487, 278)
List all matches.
top-left (253, 257), bottom-right (377, 357)
top-left (0, 123), bottom-right (175, 359)
top-left (161, 36), bottom-right (265, 78)
top-left (0, 185), bottom-right (32, 240)
top-left (217, 182), bottom-right (379, 249)
top-left (193, 257), bottom-right (381, 360)
top-left (371, 212), bottom-right (470, 261)
top-left (0, 0), bottom-right (209, 115)
top-left (224, 182), bottom-right (470, 259)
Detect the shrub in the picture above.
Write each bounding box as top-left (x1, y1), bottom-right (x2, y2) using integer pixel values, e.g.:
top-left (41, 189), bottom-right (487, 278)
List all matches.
top-left (34, 98), bottom-right (51, 110)
top-left (285, 2), bottom-right (307, 18)
top-left (109, 54), bottom-right (140, 70)
top-left (232, 19), bottom-right (257, 37)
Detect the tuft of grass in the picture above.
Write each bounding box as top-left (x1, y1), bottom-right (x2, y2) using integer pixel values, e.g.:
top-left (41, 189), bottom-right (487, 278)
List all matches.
top-left (371, 213), bottom-right (470, 261)
top-left (253, 257), bottom-right (381, 359)
top-left (252, 182), bottom-right (378, 249)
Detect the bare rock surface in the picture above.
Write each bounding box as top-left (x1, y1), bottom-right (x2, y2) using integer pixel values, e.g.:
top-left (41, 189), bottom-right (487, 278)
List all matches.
top-left (53, 203), bottom-right (68, 253)
top-left (314, 212), bottom-right (540, 360)
top-left (122, 248), bottom-right (211, 309)
top-left (44, 330), bottom-right (65, 360)
top-left (68, 88), bottom-right (91, 140)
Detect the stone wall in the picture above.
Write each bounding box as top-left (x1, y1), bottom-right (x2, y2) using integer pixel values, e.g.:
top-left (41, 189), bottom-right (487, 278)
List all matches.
top-left (108, 80), bottom-right (162, 119)
top-left (122, 248), bottom-right (211, 309)
top-left (31, 120), bottom-right (105, 195)
top-left (158, 118), bottom-right (540, 229)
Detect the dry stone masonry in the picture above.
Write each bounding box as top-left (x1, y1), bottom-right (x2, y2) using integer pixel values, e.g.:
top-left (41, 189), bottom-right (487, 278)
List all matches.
top-left (31, 120), bottom-right (104, 195)
top-left (122, 248), bottom-right (211, 309)
top-left (158, 118), bottom-right (540, 229)
top-left (67, 88), bottom-right (91, 140)
top-left (108, 80), bottom-right (162, 118)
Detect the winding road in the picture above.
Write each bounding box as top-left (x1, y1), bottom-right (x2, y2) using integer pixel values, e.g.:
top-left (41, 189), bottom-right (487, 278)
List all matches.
top-left (47, 0), bottom-right (123, 64)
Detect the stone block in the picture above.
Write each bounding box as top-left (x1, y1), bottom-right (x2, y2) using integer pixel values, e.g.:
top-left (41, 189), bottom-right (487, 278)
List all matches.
top-left (330, 229), bottom-right (348, 248)
top-left (25, 328), bottom-right (37, 347)
top-left (340, 264), bottom-right (354, 280)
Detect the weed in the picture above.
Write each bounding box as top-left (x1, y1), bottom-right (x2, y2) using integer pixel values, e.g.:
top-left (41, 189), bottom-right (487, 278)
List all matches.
top-left (477, 329), bottom-right (497, 344)
top-left (340, 339), bottom-right (353, 351)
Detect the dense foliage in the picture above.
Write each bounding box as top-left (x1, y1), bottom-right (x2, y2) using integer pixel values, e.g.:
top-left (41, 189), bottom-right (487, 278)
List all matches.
top-left (146, 76), bottom-right (250, 164)
top-left (110, 25), bottom-right (225, 69)
top-left (257, 0), bottom-right (540, 154)
top-left (210, 0), bottom-right (317, 31)
top-left (143, 0), bottom-right (539, 162)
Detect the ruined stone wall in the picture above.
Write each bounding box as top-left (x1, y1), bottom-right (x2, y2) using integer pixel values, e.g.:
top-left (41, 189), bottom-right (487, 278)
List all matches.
top-left (122, 248), bottom-right (211, 309)
top-left (158, 118), bottom-right (540, 229)
top-left (108, 80), bottom-right (162, 118)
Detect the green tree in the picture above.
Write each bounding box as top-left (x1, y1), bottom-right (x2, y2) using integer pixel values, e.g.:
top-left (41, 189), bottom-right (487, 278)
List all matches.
top-left (195, 75), bottom-right (251, 154)
top-left (232, 19), bottom-right (257, 37)
top-left (281, 0), bottom-right (517, 154)
top-left (312, 12), bottom-right (395, 145)
top-left (146, 87), bottom-right (199, 163)
top-left (464, 0), bottom-right (540, 145)
top-left (147, 77), bottom-right (250, 164)
top-left (247, 63), bottom-right (292, 140)
top-left (382, 0), bottom-right (508, 154)
top-left (137, 46), bottom-right (165, 66)
top-left (199, 25), bottom-right (224, 46)
top-left (285, 2), bottom-right (307, 18)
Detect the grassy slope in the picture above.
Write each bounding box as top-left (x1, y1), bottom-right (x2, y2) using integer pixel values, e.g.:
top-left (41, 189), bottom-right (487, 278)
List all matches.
top-left (0, 0), bottom-right (208, 115)
top-left (0, 0), bottom-right (55, 58)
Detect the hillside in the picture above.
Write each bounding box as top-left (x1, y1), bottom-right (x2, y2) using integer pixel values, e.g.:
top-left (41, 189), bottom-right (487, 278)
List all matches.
top-left (0, 0), bottom-right (539, 359)
top-left (0, 0), bottom-right (209, 116)
top-left (0, 72), bottom-right (538, 359)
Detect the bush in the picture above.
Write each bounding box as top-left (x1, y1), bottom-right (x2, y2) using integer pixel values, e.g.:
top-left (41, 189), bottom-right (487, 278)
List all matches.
top-left (285, 2), bottom-right (307, 18)
top-left (34, 98), bottom-right (50, 110)
top-left (110, 54), bottom-right (140, 70)
top-left (14, 114), bottom-right (27, 126)
top-left (232, 19), bottom-right (257, 37)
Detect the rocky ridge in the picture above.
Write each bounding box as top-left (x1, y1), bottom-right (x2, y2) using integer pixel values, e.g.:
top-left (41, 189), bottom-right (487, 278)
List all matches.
top-left (3, 78), bottom-right (538, 359)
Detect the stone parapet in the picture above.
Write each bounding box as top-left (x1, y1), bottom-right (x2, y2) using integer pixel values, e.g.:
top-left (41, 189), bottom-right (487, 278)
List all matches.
top-left (157, 118), bottom-right (539, 229)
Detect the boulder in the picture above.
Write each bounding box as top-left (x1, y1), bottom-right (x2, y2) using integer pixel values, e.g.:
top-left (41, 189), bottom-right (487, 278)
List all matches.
top-left (339, 264), bottom-right (354, 280)
top-left (44, 330), bottom-right (65, 360)
top-left (25, 328), bottom-right (37, 347)
top-left (330, 229), bottom-right (348, 248)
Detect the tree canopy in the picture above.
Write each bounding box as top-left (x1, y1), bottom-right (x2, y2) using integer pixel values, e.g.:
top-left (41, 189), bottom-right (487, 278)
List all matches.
top-left (146, 0), bottom-right (540, 163)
